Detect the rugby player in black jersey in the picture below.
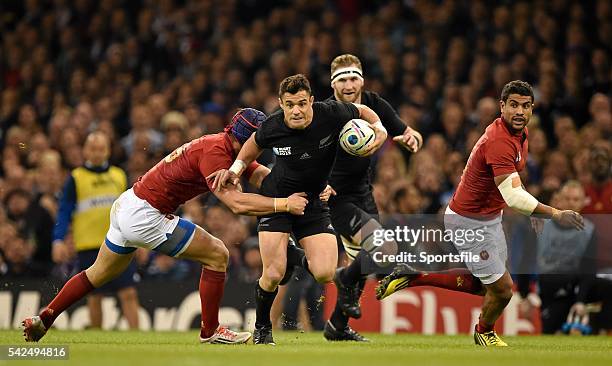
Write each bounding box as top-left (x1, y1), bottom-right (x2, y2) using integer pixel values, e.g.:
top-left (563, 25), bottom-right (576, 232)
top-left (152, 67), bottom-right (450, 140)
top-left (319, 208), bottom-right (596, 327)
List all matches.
top-left (324, 54), bottom-right (423, 342)
top-left (210, 74), bottom-right (387, 345)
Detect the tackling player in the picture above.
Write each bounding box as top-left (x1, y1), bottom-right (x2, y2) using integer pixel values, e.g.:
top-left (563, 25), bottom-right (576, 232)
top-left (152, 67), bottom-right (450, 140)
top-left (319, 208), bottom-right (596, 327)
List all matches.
top-left (323, 54), bottom-right (423, 342)
top-left (376, 81), bottom-right (584, 346)
top-left (211, 74), bottom-right (387, 345)
top-left (22, 108), bottom-right (308, 344)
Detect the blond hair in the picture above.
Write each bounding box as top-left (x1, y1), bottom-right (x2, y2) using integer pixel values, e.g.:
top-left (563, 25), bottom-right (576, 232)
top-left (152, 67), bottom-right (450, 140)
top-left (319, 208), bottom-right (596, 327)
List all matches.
top-left (331, 54), bottom-right (362, 75)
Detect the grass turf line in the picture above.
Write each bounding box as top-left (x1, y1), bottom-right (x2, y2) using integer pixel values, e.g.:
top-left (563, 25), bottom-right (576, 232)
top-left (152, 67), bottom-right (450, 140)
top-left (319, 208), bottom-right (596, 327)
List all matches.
top-left (1, 330), bottom-right (611, 366)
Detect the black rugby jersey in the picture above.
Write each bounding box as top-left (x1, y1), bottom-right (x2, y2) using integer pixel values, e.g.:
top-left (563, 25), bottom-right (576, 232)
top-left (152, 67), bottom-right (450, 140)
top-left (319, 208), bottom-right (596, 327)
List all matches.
top-left (255, 100), bottom-right (359, 197)
top-left (327, 90), bottom-right (406, 196)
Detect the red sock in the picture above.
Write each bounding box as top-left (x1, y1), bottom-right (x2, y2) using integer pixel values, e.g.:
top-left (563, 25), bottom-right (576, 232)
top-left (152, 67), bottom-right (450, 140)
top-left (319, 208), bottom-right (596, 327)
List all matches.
top-left (476, 317), bottom-right (494, 333)
top-left (410, 269), bottom-right (483, 295)
top-left (199, 268), bottom-right (226, 338)
top-left (40, 271), bottom-right (94, 329)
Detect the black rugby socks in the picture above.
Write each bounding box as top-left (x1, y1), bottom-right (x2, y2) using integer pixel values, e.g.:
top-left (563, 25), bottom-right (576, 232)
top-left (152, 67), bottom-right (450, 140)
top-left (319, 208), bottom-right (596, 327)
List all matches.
top-left (255, 282), bottom-right (278, 328)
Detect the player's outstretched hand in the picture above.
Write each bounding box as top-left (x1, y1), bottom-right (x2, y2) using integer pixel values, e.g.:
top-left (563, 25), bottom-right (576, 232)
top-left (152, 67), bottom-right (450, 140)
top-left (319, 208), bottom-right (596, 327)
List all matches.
top-left (287, 192), bottom-right (308, 215)
top-left (319, 185), bottom-right (336, 202)
top-left (393, 128), bottom-right (422, 153)
top-left (552, 209), bottom-right (585, 230)
top-left (207, 169), bottom-right (239, 191)
top-left (362, 124), bottom-right (388, 156)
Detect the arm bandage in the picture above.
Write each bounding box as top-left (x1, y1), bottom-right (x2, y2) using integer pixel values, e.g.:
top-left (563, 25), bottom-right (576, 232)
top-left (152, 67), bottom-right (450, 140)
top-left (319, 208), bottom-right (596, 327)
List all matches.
top-left (497, 172), bottom-right (539, 215)
top-left (229, 160), bottom-right (246, 175)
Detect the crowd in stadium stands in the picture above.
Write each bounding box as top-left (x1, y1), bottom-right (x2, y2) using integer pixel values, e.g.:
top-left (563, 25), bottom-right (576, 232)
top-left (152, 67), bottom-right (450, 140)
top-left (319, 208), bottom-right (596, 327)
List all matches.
top-left (0, 0), bottom-right (611, 331)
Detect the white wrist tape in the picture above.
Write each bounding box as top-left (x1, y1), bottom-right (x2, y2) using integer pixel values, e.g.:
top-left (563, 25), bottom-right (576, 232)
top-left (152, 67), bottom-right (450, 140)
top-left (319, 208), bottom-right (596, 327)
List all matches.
top-left (497, 172), bottom-right (539, 215)
top-left (229, 160), bottom-right (246, 175)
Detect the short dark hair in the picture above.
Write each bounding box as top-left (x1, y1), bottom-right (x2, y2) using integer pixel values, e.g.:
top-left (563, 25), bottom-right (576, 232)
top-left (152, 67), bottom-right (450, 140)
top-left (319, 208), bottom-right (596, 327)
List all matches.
top-left (278, 74), bottom-right (312, 99)
top-left (501, 80), bottom-right (534, 103)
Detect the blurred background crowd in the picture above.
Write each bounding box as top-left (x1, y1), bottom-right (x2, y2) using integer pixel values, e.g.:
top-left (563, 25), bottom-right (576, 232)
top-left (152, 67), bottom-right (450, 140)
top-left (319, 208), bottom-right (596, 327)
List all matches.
top-left (0, 0), bottom-right (610, 333)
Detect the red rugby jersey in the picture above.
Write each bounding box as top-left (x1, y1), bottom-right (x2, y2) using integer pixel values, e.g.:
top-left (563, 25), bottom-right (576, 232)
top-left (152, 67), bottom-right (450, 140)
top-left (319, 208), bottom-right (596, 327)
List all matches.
top-left (449, 118), bottom-right (528, 219)
top-left (133, 133), bottom-right (259, 214)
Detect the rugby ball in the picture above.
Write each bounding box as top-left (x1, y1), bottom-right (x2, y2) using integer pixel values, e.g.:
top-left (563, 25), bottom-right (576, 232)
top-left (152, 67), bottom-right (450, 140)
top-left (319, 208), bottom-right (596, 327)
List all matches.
top-left (339, 119), bottom-right (375, 156)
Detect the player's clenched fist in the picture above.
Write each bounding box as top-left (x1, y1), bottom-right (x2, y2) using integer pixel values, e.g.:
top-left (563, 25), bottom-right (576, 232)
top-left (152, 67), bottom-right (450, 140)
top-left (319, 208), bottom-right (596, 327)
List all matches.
top-left (287, 192), bottom-right (308, 215)
top-left (552, 209), bottom-right (585, 230)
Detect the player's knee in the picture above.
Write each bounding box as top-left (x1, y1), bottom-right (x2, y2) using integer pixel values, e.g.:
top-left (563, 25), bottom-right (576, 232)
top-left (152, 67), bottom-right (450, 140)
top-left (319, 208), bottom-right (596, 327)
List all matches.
top-left (312, 268), bottom-right (334, 284)
top-left (498, 286), bottom-right (513, 303)
top-left (209, 238), bottom-right (229, 266)
top-left (489, 278), bottom-right (513, 303)
top-left (262, 265), bottom-right (286, 286)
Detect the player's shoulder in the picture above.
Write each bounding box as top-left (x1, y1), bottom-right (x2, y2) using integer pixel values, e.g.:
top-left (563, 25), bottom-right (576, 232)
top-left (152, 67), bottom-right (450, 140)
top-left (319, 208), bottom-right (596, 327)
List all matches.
top-left (361, 90), bottom-right (384, 105)
top-left (314, 100), bottom-right (357, 116)
top-left (315, 99), bottom-right (345, 109)
top-left (257, 109), bottom-right (284, 133)
top-left (186, 133), bottom-right (228, 155)
top-left (485, 119), bottom-right (512, 142)
top-left (265, 109), bottom-right (284, 124)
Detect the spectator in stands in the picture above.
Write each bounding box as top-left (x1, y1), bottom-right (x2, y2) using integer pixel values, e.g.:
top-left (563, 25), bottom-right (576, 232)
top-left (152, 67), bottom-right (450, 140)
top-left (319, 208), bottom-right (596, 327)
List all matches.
top-left (536, 181), bottom-right (612, 334)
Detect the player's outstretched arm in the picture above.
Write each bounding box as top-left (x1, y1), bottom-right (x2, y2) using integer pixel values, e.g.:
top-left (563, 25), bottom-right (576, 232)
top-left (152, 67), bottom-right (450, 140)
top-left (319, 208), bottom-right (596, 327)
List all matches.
top-left (494, 172), bottom-right (584, 230)
top-left (210, 134), bottom-right (263, 191)
top-left (212, 187), bottom-right (308, 216)
top-left (353, 103), bottom-right (387, 156)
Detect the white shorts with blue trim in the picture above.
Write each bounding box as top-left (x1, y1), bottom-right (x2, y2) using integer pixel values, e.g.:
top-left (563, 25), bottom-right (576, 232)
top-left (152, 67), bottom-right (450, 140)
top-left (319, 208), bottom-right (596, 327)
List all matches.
top-left (105, 188), bottom-right (196, 257)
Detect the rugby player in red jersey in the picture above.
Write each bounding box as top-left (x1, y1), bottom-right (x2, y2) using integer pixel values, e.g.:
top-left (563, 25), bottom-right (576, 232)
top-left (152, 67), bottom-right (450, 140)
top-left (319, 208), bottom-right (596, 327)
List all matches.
top-left (376, 81), bottom-right (584, 346)
top-left (22, 108), bottom-right (309, 344)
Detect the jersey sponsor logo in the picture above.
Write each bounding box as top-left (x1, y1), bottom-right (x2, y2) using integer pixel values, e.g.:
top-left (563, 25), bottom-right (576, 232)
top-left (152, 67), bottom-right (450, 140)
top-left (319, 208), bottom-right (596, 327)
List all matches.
top-left (515, 151), bottom-right (521, 163)
top-left (76, 195), bottom-right (118, 213)
top-left (300, 152), bottom-right (311, 160)
top-left (273, 147), bottom-right (292, 156)
top-left (319, 134), bottom-right (333, 148)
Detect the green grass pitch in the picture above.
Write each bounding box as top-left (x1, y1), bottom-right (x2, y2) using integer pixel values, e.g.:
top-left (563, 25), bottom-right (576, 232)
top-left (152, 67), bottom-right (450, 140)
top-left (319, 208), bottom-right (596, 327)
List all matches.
top-left (1, 330), bottom-right (611, 366)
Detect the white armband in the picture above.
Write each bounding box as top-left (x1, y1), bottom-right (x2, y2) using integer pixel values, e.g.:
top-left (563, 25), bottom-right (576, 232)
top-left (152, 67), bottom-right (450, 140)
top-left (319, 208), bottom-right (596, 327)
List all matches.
top-left (229, 160), bottom-right (246, 175)
top-left (497, 172), bottom-right (539, 215)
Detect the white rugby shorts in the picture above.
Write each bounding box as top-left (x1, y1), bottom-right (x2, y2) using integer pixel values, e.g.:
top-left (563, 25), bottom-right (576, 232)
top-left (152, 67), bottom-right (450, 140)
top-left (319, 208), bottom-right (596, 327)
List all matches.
top-left (444, 206), bottom-right (507, 284)
top-left (105, 189), bottom-right (196, 257)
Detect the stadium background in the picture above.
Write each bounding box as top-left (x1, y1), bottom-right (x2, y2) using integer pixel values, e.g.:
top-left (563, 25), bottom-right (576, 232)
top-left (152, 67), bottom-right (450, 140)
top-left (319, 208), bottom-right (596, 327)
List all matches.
top-left (0, 0), bottom-right (611, 336)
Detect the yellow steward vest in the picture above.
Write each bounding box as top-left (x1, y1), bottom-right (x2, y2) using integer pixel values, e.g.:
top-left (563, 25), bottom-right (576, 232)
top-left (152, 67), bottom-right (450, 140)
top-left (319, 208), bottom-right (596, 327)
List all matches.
top-left (72, 166), bottom-right (127, 251)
